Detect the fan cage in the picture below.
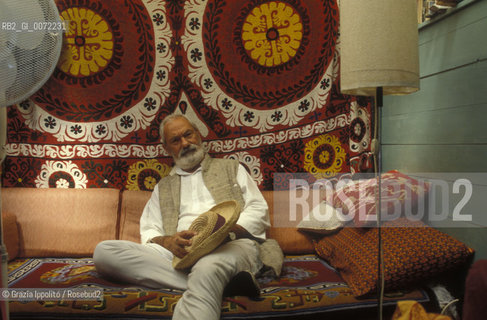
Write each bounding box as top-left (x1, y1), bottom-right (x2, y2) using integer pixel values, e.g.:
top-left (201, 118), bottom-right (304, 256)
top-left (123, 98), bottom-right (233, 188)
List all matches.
top-left (0, 0), bottom-right (64, 107)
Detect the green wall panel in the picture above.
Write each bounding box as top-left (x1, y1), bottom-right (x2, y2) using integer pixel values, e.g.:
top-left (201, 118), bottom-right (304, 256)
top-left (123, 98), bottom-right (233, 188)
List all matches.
top-left (382, 61), bottom-right (487, 117)
top-left (381, 0), bottom-right (487, 260)
top-left (382, 145), bottom-right (487, 173)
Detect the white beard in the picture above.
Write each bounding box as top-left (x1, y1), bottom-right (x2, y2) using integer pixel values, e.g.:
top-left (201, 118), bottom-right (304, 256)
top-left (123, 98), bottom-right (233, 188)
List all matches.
top-left (174, 144), bottom-right (206, 171)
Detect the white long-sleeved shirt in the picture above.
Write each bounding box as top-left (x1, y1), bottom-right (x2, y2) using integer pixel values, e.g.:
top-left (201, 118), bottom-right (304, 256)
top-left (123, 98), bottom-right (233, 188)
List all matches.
top-left (140, 163), bottom-right (269, 255)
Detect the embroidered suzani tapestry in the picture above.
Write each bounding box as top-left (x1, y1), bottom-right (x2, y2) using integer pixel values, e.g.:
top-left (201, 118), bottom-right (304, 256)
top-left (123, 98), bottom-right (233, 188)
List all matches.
top-left (1, 0), bottom-right (374, 191)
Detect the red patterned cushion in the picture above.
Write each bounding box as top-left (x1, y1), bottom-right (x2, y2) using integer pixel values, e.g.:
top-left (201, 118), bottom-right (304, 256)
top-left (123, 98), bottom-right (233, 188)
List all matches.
top-left (332, 170), bottom-right (430, 227)
top-left (313, 218), bottom-right (474, 297)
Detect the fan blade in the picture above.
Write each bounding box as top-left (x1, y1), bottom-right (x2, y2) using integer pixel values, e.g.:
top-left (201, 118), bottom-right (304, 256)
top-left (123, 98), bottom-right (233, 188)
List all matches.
top-left (0, 53), bottom-right (17, 107)
top-left (0, 0), bottom-right (62, 106)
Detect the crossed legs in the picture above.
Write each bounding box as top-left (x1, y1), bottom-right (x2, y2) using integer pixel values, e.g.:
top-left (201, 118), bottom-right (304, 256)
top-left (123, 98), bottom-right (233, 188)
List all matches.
top-left (93, 239), bottom-right (261, 320)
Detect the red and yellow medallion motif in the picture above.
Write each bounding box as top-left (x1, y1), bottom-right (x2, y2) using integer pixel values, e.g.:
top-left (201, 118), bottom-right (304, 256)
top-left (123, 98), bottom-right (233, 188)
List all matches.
top-left (59, 8), bottom-right (114, 77)
top-left (127, 159), bottom-right (171, 191)
top-left (304, 134), bottom-right (346, 179)
top-left (242, 1), bottom-right (303, 67)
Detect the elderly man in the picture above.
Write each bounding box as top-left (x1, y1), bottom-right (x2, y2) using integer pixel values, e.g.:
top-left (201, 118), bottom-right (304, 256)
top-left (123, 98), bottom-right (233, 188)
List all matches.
top-left (93, 114), bottom-right (283, 320)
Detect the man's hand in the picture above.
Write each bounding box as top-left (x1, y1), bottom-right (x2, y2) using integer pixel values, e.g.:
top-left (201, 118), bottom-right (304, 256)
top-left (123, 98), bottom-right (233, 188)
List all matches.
top-left (149, 230), bottom-right (197, 258)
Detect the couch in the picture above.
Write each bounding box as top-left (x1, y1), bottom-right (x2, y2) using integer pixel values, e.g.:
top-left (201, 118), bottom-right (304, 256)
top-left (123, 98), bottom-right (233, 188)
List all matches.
top-left (1, 185), bottom-right (470, 319)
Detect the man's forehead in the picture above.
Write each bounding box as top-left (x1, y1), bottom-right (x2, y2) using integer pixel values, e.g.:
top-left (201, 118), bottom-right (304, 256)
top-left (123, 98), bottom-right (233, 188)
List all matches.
top-left (165, 117), bottom-right (194, 135)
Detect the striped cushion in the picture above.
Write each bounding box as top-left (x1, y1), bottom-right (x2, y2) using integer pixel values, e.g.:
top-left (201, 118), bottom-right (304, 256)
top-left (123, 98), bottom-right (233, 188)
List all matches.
top-left (332, 170), bottom-right (430, 227)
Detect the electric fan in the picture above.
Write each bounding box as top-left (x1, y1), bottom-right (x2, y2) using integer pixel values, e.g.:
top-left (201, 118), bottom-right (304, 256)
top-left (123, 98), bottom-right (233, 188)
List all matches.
top-left (0, 0), bottom-right (64, 318)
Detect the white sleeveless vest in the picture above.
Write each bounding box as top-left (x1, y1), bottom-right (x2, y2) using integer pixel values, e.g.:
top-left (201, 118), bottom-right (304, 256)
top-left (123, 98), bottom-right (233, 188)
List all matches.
top-left (157, 155), bottom-right (283, 276)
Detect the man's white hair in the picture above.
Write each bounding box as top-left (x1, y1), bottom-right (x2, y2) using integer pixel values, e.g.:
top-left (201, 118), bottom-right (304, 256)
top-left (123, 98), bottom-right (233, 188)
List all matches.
top-left (159, 113), bottom-right (199, 145)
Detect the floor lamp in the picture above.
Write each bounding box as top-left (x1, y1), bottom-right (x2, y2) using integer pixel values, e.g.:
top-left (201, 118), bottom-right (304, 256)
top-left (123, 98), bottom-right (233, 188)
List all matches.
top-left (339, 0), bottom-right (420, 319)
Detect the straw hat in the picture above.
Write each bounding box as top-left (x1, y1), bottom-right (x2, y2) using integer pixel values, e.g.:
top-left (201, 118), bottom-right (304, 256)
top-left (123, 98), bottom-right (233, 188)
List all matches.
top-left (173, 200), bottom-right (241, 270)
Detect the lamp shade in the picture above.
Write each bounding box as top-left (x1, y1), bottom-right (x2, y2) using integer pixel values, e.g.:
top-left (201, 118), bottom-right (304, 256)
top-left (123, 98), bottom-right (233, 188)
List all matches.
top-left (339, 0), bottom-right (420, 96)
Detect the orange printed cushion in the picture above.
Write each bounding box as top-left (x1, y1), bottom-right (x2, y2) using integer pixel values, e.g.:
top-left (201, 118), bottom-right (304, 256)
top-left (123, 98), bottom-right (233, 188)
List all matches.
top-left (262, 190), bottom-right (315, 255)
top-left (2, 187), bottom-right (120, 257)
top-left (2, 211), bottom-right (19, 261)
top-left (119, 190), bottom-right (152, 242)
top-left (313, 218), bottom-right (474, 297)
top-left (332, 170), bottom-right (430, 227)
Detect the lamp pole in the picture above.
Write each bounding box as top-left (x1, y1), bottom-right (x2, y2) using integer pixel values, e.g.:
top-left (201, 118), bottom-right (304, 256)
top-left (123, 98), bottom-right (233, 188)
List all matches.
top-left (339, 1), bottom-right (420, 319)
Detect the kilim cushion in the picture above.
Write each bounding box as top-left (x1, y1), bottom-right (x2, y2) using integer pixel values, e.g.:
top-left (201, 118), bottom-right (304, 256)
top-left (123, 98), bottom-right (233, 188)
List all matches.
top-left (332, 170), bottom-right (430, 227)
top-left (313, 218), bottom-right (474, 297)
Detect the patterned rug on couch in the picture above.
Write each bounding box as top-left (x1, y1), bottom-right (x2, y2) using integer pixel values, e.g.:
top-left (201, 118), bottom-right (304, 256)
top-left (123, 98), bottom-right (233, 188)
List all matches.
top-left (7, 255), bottom-right (429, 319)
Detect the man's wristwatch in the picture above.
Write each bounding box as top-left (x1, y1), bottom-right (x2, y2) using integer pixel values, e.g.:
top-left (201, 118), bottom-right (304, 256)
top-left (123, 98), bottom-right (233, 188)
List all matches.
top-left (228, 232), bottom-right (237, 241)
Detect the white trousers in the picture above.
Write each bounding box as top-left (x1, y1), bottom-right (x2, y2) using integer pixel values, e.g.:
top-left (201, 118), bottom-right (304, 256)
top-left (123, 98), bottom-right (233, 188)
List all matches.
top-left (93, 239), bottom-right (262, 320)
